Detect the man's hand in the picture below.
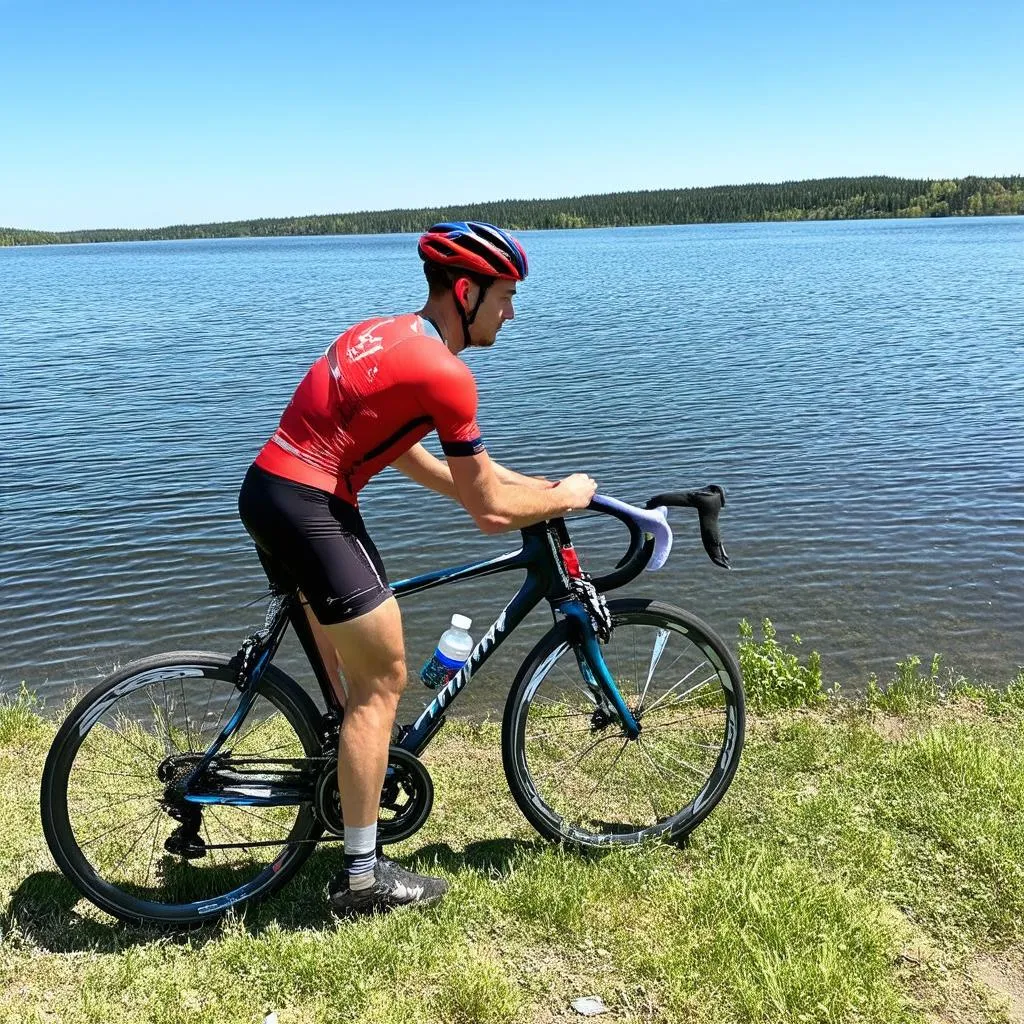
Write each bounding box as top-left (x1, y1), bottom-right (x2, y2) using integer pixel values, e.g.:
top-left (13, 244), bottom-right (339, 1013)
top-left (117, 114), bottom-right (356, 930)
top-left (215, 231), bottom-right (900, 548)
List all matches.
top-left (554, 473), bottom-right (598, 512)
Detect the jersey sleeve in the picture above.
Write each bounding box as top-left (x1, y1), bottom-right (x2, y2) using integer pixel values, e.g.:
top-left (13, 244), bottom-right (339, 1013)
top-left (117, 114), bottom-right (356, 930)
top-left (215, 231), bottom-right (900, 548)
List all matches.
top-left (420, 351), bottom-right (487, 457)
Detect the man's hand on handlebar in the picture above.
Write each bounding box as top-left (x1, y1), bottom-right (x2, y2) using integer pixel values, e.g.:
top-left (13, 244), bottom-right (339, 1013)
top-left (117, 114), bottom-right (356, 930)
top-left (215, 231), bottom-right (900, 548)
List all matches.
top-left (554, 473), bottom-right (598, 512)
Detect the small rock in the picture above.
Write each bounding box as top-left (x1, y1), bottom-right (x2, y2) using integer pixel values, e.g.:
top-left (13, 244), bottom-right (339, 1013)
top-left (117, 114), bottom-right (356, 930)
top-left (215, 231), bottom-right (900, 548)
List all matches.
top-left (571, 996), bottom-right (608, 1016)
top-left (263, 1014), bottom-right (279, 1024)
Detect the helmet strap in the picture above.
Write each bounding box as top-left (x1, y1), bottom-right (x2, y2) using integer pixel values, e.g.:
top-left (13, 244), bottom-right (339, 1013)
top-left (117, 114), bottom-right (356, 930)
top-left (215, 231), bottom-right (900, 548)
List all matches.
top-left (453, 274), bottom-right (492, 347)
top-left (467, 281), bottom-right (489, 325)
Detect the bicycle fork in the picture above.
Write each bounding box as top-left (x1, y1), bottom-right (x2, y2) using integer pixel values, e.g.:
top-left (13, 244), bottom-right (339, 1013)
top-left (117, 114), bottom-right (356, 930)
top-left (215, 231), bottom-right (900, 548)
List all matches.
top-left (560, 602), bottom-right (640, 739)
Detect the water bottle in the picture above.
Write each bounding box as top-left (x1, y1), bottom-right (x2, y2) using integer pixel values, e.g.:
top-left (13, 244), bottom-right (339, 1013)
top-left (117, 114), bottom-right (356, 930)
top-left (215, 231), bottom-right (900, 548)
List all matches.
top-left (420, 614), bottom-right (474, 690)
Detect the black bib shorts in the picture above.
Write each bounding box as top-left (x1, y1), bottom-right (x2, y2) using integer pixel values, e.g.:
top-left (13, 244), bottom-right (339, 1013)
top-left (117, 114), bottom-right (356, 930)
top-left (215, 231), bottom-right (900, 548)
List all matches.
top-left (238, 464), bottom-right (393, 625)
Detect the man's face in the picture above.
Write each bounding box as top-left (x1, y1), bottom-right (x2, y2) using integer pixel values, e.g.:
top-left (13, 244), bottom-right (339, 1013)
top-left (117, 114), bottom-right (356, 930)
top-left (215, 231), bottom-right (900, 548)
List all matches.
top-left (465, 279), bottom-right (517, 347)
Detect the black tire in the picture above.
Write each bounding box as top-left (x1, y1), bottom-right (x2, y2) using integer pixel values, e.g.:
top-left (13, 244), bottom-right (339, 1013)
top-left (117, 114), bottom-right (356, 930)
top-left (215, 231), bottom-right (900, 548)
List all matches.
top-left (502, 599), bottom-right (744, 849)
top-left (41, 652), bottom-right (326, 927)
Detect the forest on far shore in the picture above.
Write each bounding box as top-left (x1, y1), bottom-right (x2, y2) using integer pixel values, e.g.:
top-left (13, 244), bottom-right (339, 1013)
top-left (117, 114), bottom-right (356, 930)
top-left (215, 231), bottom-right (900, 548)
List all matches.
top-left (3, 175), bottom-right (1022, 246)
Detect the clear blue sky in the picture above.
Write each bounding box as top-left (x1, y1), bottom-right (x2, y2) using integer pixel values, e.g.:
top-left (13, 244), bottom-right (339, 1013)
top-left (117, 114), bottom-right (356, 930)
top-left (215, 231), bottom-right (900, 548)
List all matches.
top-left (3, 0), bottom-right (1022, 231)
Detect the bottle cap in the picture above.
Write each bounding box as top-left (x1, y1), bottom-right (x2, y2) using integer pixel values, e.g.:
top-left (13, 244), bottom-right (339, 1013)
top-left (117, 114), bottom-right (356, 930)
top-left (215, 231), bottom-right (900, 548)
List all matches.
top-left (450, 613), bottom-right (472, 631)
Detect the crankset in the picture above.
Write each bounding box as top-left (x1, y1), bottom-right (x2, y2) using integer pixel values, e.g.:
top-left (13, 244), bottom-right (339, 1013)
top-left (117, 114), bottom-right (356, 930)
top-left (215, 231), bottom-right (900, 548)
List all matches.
top-left (313, 744), bottom-right (434, 845)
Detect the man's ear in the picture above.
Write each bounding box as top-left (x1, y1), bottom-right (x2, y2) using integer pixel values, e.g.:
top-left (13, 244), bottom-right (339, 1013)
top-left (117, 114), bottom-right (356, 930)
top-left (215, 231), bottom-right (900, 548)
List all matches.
top-left (453, 277), bottom-right (473, 310)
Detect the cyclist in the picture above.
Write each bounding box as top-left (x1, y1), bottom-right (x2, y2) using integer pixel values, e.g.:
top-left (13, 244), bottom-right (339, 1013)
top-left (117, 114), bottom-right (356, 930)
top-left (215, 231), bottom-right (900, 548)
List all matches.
top-left (238, 221), bottom-right (597, 916)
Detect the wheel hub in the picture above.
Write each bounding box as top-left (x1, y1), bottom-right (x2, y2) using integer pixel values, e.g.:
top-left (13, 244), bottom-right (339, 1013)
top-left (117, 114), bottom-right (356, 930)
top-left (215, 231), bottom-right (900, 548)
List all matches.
top-left (157, 752), bottom-right (203, 787)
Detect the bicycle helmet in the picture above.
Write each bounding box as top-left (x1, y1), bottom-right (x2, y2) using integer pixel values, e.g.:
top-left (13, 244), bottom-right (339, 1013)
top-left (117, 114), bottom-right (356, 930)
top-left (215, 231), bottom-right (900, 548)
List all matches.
top-left (418, 221), bottom-right (528, 346)
top-left (418, 221), bottom-right (528, 281)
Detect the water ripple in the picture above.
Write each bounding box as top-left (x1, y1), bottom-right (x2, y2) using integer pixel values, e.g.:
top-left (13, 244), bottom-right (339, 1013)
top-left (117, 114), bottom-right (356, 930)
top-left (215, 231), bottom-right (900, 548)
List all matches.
top-left (3, 218), bottom-right (1023, 709)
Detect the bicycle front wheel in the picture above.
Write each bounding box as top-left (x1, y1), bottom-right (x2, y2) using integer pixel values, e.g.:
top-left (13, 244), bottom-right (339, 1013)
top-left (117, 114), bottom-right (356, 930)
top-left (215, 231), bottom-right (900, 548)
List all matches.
top-left (41, 652), bottom-right (325, 927)
top-left (502, 599), bottom-right (744, 849)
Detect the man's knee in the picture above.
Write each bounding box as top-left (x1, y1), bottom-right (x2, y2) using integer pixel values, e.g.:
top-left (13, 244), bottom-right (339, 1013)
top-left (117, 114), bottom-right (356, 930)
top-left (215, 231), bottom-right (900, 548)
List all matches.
top-left (316, 597), bottom-right (406, 706)
top-left (346, 656), bottom-right (408, 708)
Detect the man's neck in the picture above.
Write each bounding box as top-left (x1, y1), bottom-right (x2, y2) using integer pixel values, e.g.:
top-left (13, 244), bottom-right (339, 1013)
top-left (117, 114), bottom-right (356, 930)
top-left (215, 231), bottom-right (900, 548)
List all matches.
top-left (417, 299), bottom-right (465, 354)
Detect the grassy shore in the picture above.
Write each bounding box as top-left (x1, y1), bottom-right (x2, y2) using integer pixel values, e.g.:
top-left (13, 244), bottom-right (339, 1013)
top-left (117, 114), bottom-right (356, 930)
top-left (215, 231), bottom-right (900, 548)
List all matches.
top-left (2, 628), bottom-right (1023, 1024)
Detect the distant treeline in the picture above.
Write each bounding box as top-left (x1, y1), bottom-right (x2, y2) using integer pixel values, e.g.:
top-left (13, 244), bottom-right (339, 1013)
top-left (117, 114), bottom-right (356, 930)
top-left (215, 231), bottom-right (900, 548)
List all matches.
top-left (3, 175), bottom-right (1022, 247)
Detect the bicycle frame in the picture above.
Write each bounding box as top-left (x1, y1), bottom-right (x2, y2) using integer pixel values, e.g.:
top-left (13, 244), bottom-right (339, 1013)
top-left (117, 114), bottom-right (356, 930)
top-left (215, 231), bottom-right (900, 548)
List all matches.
top-left (179, 518), bottom-right (640, 807)
top-left (391, 521), bottom-right (640, 754)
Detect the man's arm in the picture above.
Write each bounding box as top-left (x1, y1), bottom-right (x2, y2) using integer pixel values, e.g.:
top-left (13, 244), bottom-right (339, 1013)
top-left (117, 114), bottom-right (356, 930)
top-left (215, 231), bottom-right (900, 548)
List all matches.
top-left (492, 462), bottom-right (553, 490)
top-left (392, 443), bottom-right (552, 498)
top-left (410, 355), bottom-right (594, 529)
top-left (447, 450), bottom-right (596, 534)
top-left (390, 443), bottom-right (459, 500)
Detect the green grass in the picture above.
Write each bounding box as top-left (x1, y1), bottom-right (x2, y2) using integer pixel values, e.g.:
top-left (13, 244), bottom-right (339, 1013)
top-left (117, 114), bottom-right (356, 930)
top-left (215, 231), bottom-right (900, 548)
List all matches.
top-left (2, 650), bottom-right (1024, 1023)
top-left (738, 618), bottom-right (830, 711)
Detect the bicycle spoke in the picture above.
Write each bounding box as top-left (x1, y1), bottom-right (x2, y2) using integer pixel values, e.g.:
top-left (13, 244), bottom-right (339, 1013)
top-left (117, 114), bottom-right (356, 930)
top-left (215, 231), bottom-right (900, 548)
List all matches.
top-left (207, 806), bottom-right (262, 852)
top-left (528, 695), bottom-right (594, 717)
top-left (179, 677), bottom-right (195, 752)
top-left (211, 685), bottom-right (241, 747)
top-left (231, 804), bottom-right (299, 834)
top-left (145, 687), bottom-right (178, 756)
top-left (144, 809), bottom-right (164, 887)
top-left (526, 723), bottom-right (604, 742)
top-left (118, 810), bottom-right (163, 885)
top-left (527, 708), bottom-right (596, 721)
top-left (71, 765), bottom-right (154, 782)
top-left (78, 807), bottom-right (167, 850)
top-left (632, 625), bottom-right (640, 699)
top-left (641, 667), bottom-right (717, 717)
top-left (79, 792), bottom-right (157, 816)
top-left (513, 607), bottom-right (742, 848)
top-left (159, 676), bottom-right (178, 754)
top-left (552, 657), bottom-right (599, 705)
top-left (102, 724), bottom-right (163, 766)
top-left (72, 741), bottom-right (154, 778)
top-left (75, 788), bottom-right (152, 801)
top-left (581, 738), bottom-right (629, 807)
top-left (230, 738), bottom-right (302, 760)
top-left (639, 715), bottom-right (725, 734)
top-left (201, 815), bottom-right (222, 869)
top-left (637, 628), bottom-right (671, 711)
top-left (640, 737), bottom-right (707, 780)
top-left (640, 690), bottom-right (725, 716)
top-left (532, 732), bottom-right (620, 785)
top-left (233, 709), bottom-right (283, 751)
top-left (635, 737), bottom-right (677, 789)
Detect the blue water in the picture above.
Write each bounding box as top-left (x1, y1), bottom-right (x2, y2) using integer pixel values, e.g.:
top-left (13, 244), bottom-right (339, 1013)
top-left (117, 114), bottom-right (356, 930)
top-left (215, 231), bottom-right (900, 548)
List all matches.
top-left (2, 218), bottom-right (1022, 717)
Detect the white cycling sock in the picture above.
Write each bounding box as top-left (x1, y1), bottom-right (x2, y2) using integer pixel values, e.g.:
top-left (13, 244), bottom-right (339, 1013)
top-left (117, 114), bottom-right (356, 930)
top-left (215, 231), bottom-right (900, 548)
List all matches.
top-left (343, 823), bottom-right (377, 891)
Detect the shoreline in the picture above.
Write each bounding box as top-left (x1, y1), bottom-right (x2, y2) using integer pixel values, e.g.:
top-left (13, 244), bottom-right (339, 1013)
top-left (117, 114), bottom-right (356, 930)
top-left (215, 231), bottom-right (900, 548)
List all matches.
top-left (3, 174), bottom-right (1022, 247)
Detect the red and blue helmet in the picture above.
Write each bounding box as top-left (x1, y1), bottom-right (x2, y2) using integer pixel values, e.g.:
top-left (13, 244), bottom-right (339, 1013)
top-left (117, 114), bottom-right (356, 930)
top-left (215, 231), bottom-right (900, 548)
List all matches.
top-left (418, 221), bottom-right (528, 281)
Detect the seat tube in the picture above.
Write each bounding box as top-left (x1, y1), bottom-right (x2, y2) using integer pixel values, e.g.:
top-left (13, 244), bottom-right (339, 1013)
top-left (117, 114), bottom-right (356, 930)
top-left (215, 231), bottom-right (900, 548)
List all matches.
top-left (563, 604), bottom-right (640, 738)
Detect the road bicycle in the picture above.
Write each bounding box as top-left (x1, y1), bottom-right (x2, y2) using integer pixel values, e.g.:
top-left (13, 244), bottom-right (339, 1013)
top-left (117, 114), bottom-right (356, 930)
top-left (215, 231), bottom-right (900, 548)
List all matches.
top-left (40, 487), bottom-right (744, 926)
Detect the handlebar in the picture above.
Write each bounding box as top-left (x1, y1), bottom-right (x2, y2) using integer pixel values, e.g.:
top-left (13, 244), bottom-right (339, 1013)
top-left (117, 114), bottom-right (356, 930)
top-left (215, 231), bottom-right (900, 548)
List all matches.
top-left (582, 485), bottom-right (730, 593)
top-left (589, 495), bottom-right (673, 569)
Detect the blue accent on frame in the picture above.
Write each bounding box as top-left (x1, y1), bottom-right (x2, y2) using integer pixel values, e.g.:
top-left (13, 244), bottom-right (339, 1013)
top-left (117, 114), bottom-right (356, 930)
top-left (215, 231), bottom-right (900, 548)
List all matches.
top-left (560, 603), bottom-right (640, 738)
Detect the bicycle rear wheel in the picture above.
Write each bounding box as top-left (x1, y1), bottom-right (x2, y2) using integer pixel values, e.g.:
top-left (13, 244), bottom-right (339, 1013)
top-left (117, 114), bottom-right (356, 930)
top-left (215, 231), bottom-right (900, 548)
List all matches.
top-left (502, 599), bottom-right (744, 848)
top-left (41, 652), bottom-right (325, 926)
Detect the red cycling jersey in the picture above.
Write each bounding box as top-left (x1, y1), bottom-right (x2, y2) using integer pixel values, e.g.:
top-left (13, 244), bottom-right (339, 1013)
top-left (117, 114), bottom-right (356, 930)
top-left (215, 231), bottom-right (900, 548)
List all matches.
top-left (254, 314), bottom-right (485, 504)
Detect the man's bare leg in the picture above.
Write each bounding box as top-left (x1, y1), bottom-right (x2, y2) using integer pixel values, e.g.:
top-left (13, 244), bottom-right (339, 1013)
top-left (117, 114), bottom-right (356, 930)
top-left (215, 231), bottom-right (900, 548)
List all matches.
top-left (319, 596), bottom-right (406, 827)
top-left (315, 596), bottom-right (447, 913)
top-left (300, 596), bottom-right (347, 705)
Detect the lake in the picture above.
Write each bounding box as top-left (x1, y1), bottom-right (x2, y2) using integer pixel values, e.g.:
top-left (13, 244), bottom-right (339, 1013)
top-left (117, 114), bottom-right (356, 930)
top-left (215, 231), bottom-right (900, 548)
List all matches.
top-left (2, 218), bottom-right (1022, 720)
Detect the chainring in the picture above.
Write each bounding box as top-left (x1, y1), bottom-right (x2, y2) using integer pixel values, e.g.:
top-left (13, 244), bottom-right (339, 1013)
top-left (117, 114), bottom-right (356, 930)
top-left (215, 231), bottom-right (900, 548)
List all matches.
top-left (313, 744), bottom-right (434, 844)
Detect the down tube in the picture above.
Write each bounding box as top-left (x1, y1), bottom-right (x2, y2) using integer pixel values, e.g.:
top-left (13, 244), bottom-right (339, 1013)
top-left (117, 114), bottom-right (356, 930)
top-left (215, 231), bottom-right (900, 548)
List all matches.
top-left (399, 574), bottom-right (548, 754)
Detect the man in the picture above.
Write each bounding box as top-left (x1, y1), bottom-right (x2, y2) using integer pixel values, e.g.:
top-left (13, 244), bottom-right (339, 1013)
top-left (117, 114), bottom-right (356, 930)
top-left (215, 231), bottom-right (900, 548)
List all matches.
top-left (238, 221), bottom-right (597, 916)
